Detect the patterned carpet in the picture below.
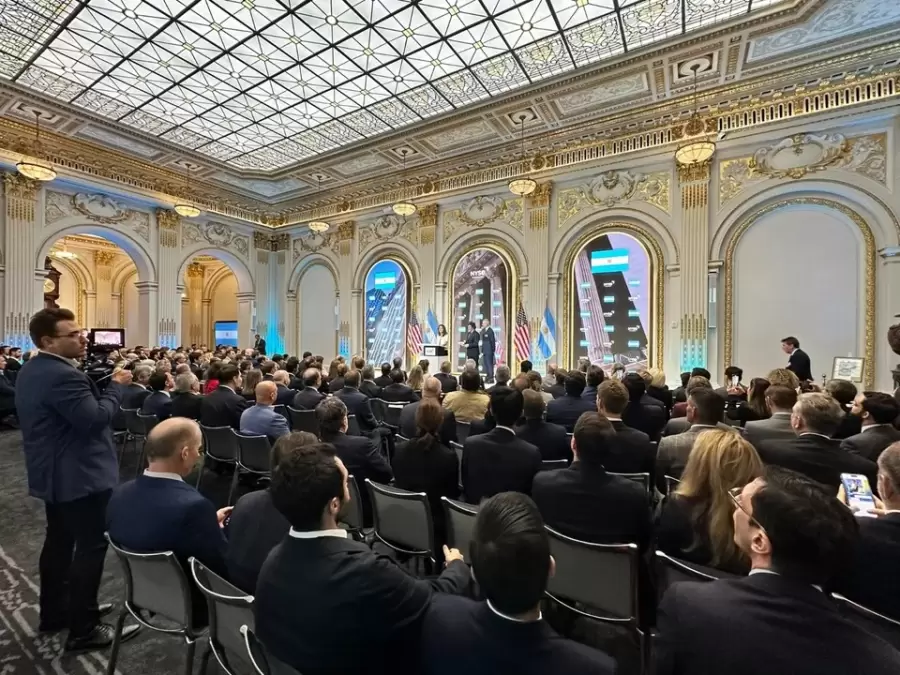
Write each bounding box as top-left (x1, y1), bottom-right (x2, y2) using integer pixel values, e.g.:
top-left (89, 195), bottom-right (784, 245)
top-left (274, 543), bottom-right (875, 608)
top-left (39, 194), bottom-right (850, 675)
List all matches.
top-left (0, 429), bottom-right (240, 675)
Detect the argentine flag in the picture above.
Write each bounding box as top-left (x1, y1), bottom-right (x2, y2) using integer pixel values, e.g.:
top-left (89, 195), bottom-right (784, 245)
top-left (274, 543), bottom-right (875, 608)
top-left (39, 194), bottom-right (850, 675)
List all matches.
top-left (538, 306), bottom-right (557, 359)
top-left (425, 306), bottom-right (440, 343)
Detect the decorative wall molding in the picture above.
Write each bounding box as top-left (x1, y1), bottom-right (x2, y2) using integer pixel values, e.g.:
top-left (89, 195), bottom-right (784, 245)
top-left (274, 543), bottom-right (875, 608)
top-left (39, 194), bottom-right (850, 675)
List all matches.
top-left (442, 195), bottom-right (524, 242)
top-left (181, 221), bottom-right (250, 258)
top-left (44, 190), bottom-right (150, 241)
top-left (156, 208), bottom-right (180, 248)
top-left (292, 232), bottom-right (333, 259)
top-left (557, 170), bottom-right (671, 226)
top-left (358, 214), bottom-right (417, 252)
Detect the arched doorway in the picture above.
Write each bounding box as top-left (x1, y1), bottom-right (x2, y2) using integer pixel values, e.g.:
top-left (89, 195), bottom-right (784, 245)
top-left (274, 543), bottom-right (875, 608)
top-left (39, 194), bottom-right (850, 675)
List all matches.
top-left (181, 256), bottom-right (238, 349)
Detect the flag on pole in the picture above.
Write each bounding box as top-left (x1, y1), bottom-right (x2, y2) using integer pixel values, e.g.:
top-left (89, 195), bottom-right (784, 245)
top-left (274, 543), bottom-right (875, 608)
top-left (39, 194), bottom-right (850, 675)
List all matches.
top-left (425, 305), bottom-right (440, 344)
top-left (514, 302), bottom-right (531, 362)
top-left (538, 305), bottom-right (557, 359)
top-left (407, 308), bottom-right (424, 359)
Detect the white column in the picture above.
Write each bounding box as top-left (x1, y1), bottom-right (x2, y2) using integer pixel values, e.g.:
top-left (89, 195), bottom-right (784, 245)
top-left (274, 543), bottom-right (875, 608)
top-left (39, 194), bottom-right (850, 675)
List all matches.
top-left (284, 290), bottom-right (298, 355)
top-left (351, 288), bottom-right (363, 359)
top-left (135, 281), bottom-right (159, 347)
top-left (201, 298), bottom-right (211, 347)
top-left (524, 182), bottom-right (551, 320)
top-left (180, 292), bottom-right (190, 347)
top-left (417, 204), bottom-right (438, 316)
top-left (93, 250), bottom-right (115, 327)
top-left (269, 234), bottom-right (290, 354)
top-left (186, 262), bottom-right (204, 346)
top-left (253, 233), bottom-right (271, 350)
top-left (84, 290), bottom-right (97, 328)
top-left (336, 221), bottom-right (355, 355)
top-left (236, 292), bottom-right (255, 348)
top-left (677, 160), bottom-right (712, 372)
top-left (3, 173), bottom-right (41, 348)
top-left (155, 209), bottom-right (183, 349)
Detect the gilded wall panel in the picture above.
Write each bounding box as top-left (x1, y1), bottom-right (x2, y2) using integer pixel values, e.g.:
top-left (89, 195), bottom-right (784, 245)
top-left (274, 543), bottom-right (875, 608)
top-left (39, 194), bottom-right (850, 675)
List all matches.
top-left (557, 170), bottom-right (670, 228)
top-left (442, 195), bottom-right (523, 242)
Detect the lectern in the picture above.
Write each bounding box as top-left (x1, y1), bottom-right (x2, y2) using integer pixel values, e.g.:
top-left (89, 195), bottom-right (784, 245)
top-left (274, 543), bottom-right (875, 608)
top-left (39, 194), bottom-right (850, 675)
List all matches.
top-left (421, 344), bottom-right (448, 375)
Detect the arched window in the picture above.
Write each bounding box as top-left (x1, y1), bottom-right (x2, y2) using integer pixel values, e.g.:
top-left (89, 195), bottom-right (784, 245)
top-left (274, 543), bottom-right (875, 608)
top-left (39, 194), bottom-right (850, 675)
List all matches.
top-left (364, 259), bottom-right (409, 365)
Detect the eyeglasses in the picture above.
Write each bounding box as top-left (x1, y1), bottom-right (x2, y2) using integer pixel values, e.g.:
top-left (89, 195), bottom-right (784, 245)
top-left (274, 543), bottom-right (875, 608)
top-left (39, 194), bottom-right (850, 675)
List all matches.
top-left (728, 486), bottom-right (768, 536)
top-left (53, 330), bottom-right (84, 339)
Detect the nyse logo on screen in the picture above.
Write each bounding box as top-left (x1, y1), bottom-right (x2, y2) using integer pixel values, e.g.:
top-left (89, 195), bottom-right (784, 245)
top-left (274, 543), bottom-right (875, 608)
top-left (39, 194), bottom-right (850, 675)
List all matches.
top-left (470, 270), bottom-right (487, 279)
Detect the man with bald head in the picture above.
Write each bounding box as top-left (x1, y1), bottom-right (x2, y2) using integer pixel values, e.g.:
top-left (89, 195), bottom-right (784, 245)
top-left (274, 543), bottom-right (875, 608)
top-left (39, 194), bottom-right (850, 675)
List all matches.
top-left (106, 417), bottom-right (230, 620)
top-left (399, 376), bottom-right (458, 445)
top-left (241, 381), bottom-right (290, 443)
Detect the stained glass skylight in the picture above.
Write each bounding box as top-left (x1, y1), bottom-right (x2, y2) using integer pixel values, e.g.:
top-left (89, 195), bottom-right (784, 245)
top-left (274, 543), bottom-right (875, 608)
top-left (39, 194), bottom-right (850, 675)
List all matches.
top-left (0, 0), bottom-right (788, 171)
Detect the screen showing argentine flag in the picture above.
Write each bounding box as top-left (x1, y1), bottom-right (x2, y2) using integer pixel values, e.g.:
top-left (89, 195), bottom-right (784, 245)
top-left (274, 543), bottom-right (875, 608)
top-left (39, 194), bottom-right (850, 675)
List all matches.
top-left (591, 249), bottom-right (629, 273)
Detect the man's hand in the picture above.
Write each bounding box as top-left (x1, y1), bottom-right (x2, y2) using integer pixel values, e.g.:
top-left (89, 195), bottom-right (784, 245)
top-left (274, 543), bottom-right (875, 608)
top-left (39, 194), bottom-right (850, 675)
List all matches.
top-left (443, 545), bottom-right (464, 565)
top-left (112, 368), bottom-right (132, 385)
top-left (216, 506), bottom-right (233, 527)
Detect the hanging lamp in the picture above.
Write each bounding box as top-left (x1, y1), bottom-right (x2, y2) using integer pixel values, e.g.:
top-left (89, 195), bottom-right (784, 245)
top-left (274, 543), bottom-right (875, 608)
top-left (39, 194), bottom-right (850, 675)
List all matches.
top-left (392, 148), bottom-right (417, 217)
top-left (307, 174), bottom-right (330, 233)
top-left (675, 65), bottom-right (716, 168)
top-left (508, 113), bottom-right (536, 197)
top-left (173, 162), bottom-right (201, 218)
top-left (16, 110), bottom-right (57, 182)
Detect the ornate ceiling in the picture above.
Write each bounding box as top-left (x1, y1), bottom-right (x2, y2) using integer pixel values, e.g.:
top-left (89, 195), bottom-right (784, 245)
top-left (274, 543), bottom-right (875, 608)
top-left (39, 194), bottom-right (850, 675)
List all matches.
top-left (0, 0), bottom-right (897, 224)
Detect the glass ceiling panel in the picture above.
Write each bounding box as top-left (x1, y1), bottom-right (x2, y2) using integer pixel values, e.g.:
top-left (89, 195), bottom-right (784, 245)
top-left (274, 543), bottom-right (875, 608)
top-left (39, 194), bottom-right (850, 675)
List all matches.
top-left (1, 0), bottom-right (791, 170)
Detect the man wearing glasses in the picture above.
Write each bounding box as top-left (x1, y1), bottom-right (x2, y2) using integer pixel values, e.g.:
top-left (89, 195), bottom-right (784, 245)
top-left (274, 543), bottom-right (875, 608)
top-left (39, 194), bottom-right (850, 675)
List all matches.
top-left (15, 308), bottom-right (139, 652)
top-left (654, 467), bottom-right (900, 674)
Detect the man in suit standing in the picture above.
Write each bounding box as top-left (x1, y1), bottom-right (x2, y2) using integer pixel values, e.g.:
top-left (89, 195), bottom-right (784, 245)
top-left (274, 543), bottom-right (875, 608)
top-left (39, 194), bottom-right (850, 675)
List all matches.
top-left (141, 371), bottom-right (174, 421)
top-left (380, 369), bottom-right (420, 403)
top-left (255, 442), bottom-right (469, 674)
top-left (421, 492), bottom-right (615, 675)
top-left (842, 392), bottom-right (900, 462)
top-left (292, 368), bottom-right (326, 410)
top-left (596, 379), bottom-right (656, 475)
top-left (240, 381), bottom-right (290, 443)
top-left (655, 467), bottom-right (900, 675)
top-left (532, 413), bottom-right (650, 547)
top-left (515, 390), bottom-right (570, 462)
top-left (462, 321), bottom-right (480, 369)
top-left (359, 364), bottom-right (383, 399)
top-left (657, 388), bottom-right (727, 484)
top-left (435, 361), bottom-right (458, 394)
top-left (744, 385), bottom-right (798, 447)
top-left (480, 318), bottom-right (496, 384)
top-left (462, 387), bottom-right (541, 503)
top-left (400, 376), bottom-right (457, 445)
top-left (123, 364), bottom-right (152, 409)
top-left (546, 371), bottom-right (596, 432)
top-left (107, 418), bottom-right (231, 623)
top-left (170, 372), bottom-right (203, 420)
top-left (253, 333), bottom-right (266, 356)
top-left (199, 363), bottom-right (248, 430)
top-left (782, 335), bottom-right (813, 382)
top-left (756, 393), bottom-right (877, 492)
top-left (17, 308), bottom-right (139, 651)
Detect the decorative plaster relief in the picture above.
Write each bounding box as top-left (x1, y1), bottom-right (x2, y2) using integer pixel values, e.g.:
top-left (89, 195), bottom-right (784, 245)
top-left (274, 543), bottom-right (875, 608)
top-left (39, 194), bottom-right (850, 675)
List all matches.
top-left (442, 195), bottom-right (523, 242)
top-left (557, 170), bottom-right (670, 226)
top-left (181, 221), bottom-right (250, 257)
top-left (44, 190), bottom-right (150, 241)
top-left (554, 72), bottom-right (649, 114)
top-left (358, 214), bottom-right (417, 252)
top-left (423, 120), bottom-right (496, 149)
top-left (292, 232), bottom-right (333, 259)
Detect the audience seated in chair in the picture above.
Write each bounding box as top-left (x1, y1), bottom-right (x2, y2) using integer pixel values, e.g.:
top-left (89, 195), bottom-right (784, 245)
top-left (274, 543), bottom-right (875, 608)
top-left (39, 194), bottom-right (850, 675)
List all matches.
top-left (399, 376), bottom-right (458, 445)
top-left (240, 381), bottom-right (290, 444)
top-left (666, 375), bottom-right (711, 427)
top-left (726, 377), bottom-right (770, 426)
top-left (545, 371), bottom-right (595, 433)
top-left (335, 369), bottom-right (388, 438)
top-left (755, 393), bottom-right (877, 492)
top-left (373, 362), bottom-right (393, 388)
top-left (140, 371), bottom-right (174, 421)
top-left (656, 429), bottom-right (763, 574)
top-left (841, 392), bottom-right (900, 462)
top-left (462, 386), bottom-right (541, 504)
top-left (715, 366), bottom-right (748, 401)
top-left (515, 390), bottom-right (571, 462)
top-left (435, 361), bottom-right (458, 394)
top-left (106, 417), bottom-right (231, 625)
top-left (292, 368), bottom-right (326, 410)
top-left (671, 371), bottom-right (691, 405)
top-left (743, 384), bottom-right (797, 447)
top-left (200, 364), bottom-right (249, 430)
top-left (494, 364), bottom-right (511, 388)
top-left (657, 388), bottom-right (728, 484)
top-left (241, 369), bottom-right (262, 402)
top-left (645, 367), bottom-right (673, 412)
top-left (326, 362), bottom-right (348, 394)
top-left (580, 365), bottom-right (605, 403)
top-left (546, 368), bottom-right (567, 400)
top-left (271, 370), bottom-right (295, 407)
top-left (170, 372), bottom-right (203, 420)
top-left (826, 379), bottom-right (863, 441)
top-left (380, 368), bottom-right (421, 403)
top-left (621, 371), bottom-right (668, 440)
top-left (443, 369), bottom-right (490, 423)
top-left (596, 379), bottom-right (656, 475)
top-left (533, 412), bottom-right (650, 547)
top-left (225, 432), bottom-right (317, 593)
top-left (254, 442), bottom-right (469, 675)
top-left (420, 492), bottom-right (616, 675)
top-left (654, 467), bottom-right (900, 675)
top-left (123, 364), bottom-right (152, 409)
top-left (359, 364), bottom-right (383, 399)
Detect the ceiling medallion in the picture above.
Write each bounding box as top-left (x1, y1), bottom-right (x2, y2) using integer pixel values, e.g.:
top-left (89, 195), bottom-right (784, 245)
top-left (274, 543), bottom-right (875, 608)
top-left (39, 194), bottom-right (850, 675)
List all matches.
top-left (17, 110), bottom-right (56, 182)
top-left (508, 113), bottom-right (536, 197)
top-left (675, 65), bottom-right (716, 169)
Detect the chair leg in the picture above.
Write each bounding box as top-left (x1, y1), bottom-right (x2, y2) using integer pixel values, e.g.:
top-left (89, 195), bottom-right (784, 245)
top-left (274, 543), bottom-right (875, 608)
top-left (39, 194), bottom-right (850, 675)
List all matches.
top-left (104, 610), bottom-right (127, 675)
top-left (183, 637), bottom-right (197, 675)
top-left (199, 642), bottom-right (212, 675)
top-left (134, 439), bottom-right (146, 478)
top-left (227, 466), bottom-right (240, 506)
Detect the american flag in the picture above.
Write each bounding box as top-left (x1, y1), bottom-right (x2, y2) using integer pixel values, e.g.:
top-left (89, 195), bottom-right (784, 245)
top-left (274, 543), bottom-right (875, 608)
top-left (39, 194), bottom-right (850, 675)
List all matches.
top-left (514, 302), bottom-right (531, 362)
top-left (407, 308), bottom-right (423, 360)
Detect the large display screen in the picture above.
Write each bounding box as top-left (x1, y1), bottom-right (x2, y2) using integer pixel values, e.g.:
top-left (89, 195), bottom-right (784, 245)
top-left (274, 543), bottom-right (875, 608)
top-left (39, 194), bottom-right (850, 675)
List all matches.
top-left (572, 233), bottom-right (651, 372)
top-left (451, 249), bottom-right (508, 371)
top-left (364, 259), bottom-right (407, 365)
top-left (214, 320), bottom-right (238, 348)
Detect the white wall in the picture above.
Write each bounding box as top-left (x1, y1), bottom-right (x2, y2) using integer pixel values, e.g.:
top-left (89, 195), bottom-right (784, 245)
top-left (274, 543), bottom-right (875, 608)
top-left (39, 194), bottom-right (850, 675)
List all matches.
top-left (299, 264), bottom-right (337, 358)
top-left (733, 206), bottom-right (860, 382)
top-left (56, 266), bottom-right (78, 319)
top-left (211, 272), bottom-right (238, 345)
top-left (123, 272), bottom-right (139, 347)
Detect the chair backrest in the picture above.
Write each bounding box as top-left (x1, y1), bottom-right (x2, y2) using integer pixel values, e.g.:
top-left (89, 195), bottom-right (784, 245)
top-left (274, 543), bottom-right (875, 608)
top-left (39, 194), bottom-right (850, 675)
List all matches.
top-left (456, 420), bottom-right (471, 443)
top-left (654, 550), bottom-right (733, 600)
top-left (190, 558), bottom-right (255, 672)
top-left (201, 425), bottom-right (240, 462)
top-left (664, 475), bottom-right (681, 495)
top-left (610, 471), bottom-right (651, 493)
top-left (544, 526), bottom-right (640, 626)
top-left (273, 405), bottom-right (288, 421)
top-left (370, 398), bottom-right (388, 424)
top-left (441, 497), bottom-right (479, 560)
top-left (832, 593), bottom-right (900, 650)
top-left (236, 434), bottom-right (272, 474)
top-left (113, 407), bottom-right (128, 432)
top-left (287, 407), bottom-right (319, 435)
top-left (346, 414), bottom-right (361, 436)
top-left (395, 434), bottom-right (410, 443)
top-left (138, 412), bottom-right (160, 436)
top-left (540, 459), bottom-right (569, 472)
top-left (383, 403), bottom-right (406, 427)
top-left (106, 534), bottom-right (193, 630)
top-left (241, 625), bottom-right (270, 675)
top-left (450, 441), bottom-right (464, 488)
top-left (342, 475), bottom-right (366, 533)
top-left (365, 479), bottom-right (435, 557)
top-left (123, 408), bottom-right (145, 436)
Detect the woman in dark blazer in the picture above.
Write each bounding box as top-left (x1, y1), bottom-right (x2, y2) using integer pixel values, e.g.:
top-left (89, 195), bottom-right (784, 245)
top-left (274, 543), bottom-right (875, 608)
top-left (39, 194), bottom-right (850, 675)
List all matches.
top-left (392, 399), bottom-right (460, 548)
top-left (461, 321), bottom-right (480, 367)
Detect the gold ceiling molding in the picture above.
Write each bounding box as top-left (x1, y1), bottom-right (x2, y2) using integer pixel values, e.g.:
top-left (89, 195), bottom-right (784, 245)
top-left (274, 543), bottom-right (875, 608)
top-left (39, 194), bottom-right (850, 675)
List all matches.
top-left (557, 170), bottom-right (671, 227)
top-left (723, 197), bottom-right (875, 389)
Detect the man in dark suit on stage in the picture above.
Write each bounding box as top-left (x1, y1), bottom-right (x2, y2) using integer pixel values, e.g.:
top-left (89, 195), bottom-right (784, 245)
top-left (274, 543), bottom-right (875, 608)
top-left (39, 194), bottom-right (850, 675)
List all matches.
top-left (841, 391), bottom-right (900, 462)
top-left (292, 368), bottom-right (327, 410)
top-left (199, 363), bottom-right (248, 430)
top-left (515, 389), bottom-right (570, 462)
top-left (420, 492), bottom-right (615, 675)
top-left (255, 442), bottom-right (469, 675)
top-left (253, 333), bottom-right (266, 356)
top-left (546, 371), bottom-right (596, 432)
top-left (462, 322), bottom-right (480, 368)
top-left (435, 361), bottom-right (458, 394)
top-left (462, 386), bottom-right (541, 503)
top-left (596, 379), bottom-right (656, 475)
top-left (782, 335), bottom-right (813, 382)
top-left (141, 371), bottom-right (174, 421)
top-left (655, 467), bottom-right (900, 675)
top-left (17, 308), bottom-right (139, 651)
top-left (480, 319), bottom-right (496, 383)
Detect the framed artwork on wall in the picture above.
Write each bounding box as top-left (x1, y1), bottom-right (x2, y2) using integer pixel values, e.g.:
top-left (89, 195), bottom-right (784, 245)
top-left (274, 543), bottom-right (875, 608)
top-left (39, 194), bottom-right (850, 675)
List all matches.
top-left (832, 357), bottom-right (865, 383)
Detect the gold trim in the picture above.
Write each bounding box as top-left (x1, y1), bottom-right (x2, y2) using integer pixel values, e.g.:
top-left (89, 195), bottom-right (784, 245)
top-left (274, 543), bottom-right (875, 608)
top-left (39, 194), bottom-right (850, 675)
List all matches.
top-left (562, 223), bottom-right (664, 370)
top-left (446, 240), bottom-right (520, 370)
top-left (723, 198), bottom-right (875, 388)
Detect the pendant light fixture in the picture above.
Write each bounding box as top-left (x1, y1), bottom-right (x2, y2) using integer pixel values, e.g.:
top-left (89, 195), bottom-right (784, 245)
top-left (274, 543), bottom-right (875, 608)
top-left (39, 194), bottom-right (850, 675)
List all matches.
top-left (173, 162), bottom-right (201, 218)
top-left (16, 110), bottom-right (57, 182)
top-left (307, 173), bottom-right (330, 233)
top-left (508, 112), bottom-right (536, 197)
top-left (674, 64), bottom-right (716, 168)
top-left (392, 148), bottom-right (417, 217)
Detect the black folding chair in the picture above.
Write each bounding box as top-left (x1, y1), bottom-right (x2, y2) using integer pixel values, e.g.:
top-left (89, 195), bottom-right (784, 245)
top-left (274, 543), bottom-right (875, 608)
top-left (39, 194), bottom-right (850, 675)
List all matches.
top-left (273, 405), bottom-right (288, 423)
top-left (347, 414), bottom-right (361, 436)
top-left (197, 425), bottom-right (240, 493)
top-left (240, 625), bottom-right (301, 675)
top-left (654, 550), bottom-right (736, 601)
top-left (441, 497), bottom-right (479, 561)
top-left (540, 459), bottom-right (569, 472)
top-left (106, 535), bottom-right (208, 675)
top-left (610, 471), bottom-right (652, 493)
top-left (450, 441), bottom-right (464, 491)
top-left (456, 420), bottom-right (471, 443)
top-left (382, 403), bottom-right (407, 430)
top-left (232, 434), bottom-right (272, 505)
top-left (287, 407), bottom-right (319, 436)
top-left (370, 398), bottom-right (388, 424)
top-left (134, 413), bottom-right (160, 477)
top-left (833, 593), bottom-right (900, 650)
top-left (664, 475), bottom-right (681, 495)
top-left (366, 479), bottom-right (436, 573)
top-left (342, 475), bottom-right (371, 542)
top-left (122, 408), bottom-right (146, 467)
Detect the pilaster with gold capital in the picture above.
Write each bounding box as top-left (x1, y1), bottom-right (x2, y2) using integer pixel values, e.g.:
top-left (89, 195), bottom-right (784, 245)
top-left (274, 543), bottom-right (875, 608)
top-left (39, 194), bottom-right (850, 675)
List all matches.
top-left (677, 159), bottom-right (712, 371)
top-left (153, 209), bottom-right (183, 347)
top-left (523, 183), bottom-right (553, 347)
top-left (416, 205), bottom-right (438, 320)
top-left (3, 173), bottom-right (42, 347)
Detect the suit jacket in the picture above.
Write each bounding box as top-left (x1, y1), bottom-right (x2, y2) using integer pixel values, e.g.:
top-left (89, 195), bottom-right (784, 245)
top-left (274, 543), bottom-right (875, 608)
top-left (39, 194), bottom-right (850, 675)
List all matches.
top-left (225, 489), bottom-right (289, 593)
top-left (123, 382), bottom-right (151, 410)
top-left (547, 383), bottom-right (566, 399)
top-left (532, 462), bottom-right (651, 547)
top-left (435, 372), bottom-right (458, 394)
top-left (421, 595), bottom-right (615, 675)
top-left (380, 382), bottom-right (420, 403)
top-left (373, 374), bottom-right (392, 388)
top-left (17, 353), bottom-right (125, 503)
top-left (240, 404), bottom-right (290, 442)
top-left (481, 327), bottom-right (496, 357)
top-left (834, 410), bottom-right (862, 440)
top-left (664, 418), bottom-right (733, 437)
top-left (335, 387), bottom-right (380, 432)
top-left (274, 383), bottom-right (295, 407)
top-left (171, 391), bottom-right (203, 420)
top-left (327, 377), bottom-right (345, 394)
top-left (359, 380), bottom-right (382, 399)
top-left (254, 337), bottom-right (266, 355)
top-left (546, 395), bottom-right (596, 432)
top-left (622, 394), bottom-right (668, 440)
top-left (0, 371), bottom-right (15, 404)
top-left (463, 330), bottom-right (480, 360)
top-left (392, 437), bottom-right (460, 539)
top-left (514, 419), bottom-right (571, 462)
top-left (399, 400), bottom-right (457, 445)
top-left (606, 419), bottom-right (656, 475)
top-left (840, 512), bottom-right (900, 620)
top-left (581, 385), bottom-right (598, 402)
top-left (462, 427), bottom-right (541, 503)
top-left (292, 386), bottom-right (326, 411)
top-left (140, 390), bottom-right (173, 421)
top-left (443, 390), bottom-right (489, 423)
top-left (255, 535), bottom-right (470, 675)
top-left (200, 385), bottom-right (249, 430)
top-left (841, 425), bottom-right (900, 462)
top-left (756, 433), bottom-right (877, 491)
top-left (321, 431), bottom-right (392, 524)
top-left (657, 425), bottom-right (722, 484)
top-left (655, 573), bottom-right (900, 675)
top-left (787, 348), bottom-right (813, 382)
top-left (744, 412), bottom-right (795, 446)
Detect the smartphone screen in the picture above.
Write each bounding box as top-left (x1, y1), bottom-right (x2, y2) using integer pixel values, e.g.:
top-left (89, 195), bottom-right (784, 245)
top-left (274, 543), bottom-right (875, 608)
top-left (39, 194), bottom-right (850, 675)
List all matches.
top-left (840, 473), bottom-right (877, 516)
top-left (731, 375), bottom-right (739, 387)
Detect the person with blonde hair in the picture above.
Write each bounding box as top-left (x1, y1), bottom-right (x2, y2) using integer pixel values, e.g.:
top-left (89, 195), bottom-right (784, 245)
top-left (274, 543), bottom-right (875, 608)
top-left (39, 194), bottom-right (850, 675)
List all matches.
top-left (655, 429), bottom-right (763, 573)
top-left (766, 367), bottom-right (799, 391)
top-left (645, 367), bottom-right (672, 411)
top-left (407, 365), bottom-right (425, 393)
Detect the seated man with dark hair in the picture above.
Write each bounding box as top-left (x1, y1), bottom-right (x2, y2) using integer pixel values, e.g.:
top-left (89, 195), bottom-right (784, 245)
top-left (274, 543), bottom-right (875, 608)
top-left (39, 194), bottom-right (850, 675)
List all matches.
top-left (380, 369), bottom-right (420, 403)
top-left (546, 371), bottom-right (595, 432)
top-left (744, 385), bottom-right (798, 446)
top-left (690, 367), bottom-right (711, 380)
top-left (443, 369), bottom-right (489, 423)
top-left (141, 371), bottom-right (174, 421)
top-left (842, 391), bottom-right (900, 462)
top-left (655, 467), bottom-right (900, 674)
top-left (515, 389), bottom-right (570, 462)
top-left (672, 371), bottom-right (691, 404)
top-left (581, 365), bottom-right (605, 401)
top-left (826, 378), bottom-right (863, 440)
top-left (596, 379), bottom-right (656, 475)
top-left (657, 388), bottom-right (726, 484)
top-left (462, 386), bottom-right (541, 503)
top-left (335, 369), bottom-right (385, 436)
top-left (421, 492), bottom-right (615, 675)
top-left (255, 442), bottom-right (469, 675)
top-left (374, 362), bottom-right (392, 388)
top-left (533, 412), bottom-right (650, 546)
top-left (520, 360), bottom-right (533, 374)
